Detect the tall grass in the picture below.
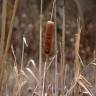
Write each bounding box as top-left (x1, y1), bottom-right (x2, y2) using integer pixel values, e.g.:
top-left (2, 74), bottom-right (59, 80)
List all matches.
top-left (0, 0), bottom-right (18, 95)
top-left (61, 5), bottom-right (65, 96)
top-left (54, 1), bottom-right (58, 96)
top-left (0, 0), bottom-right (7, 93)
top-left (73, 18), bottom-right (81, 96)
top-left (0, 0), bottom-right (96, 96)
top-left (39, 0), bottom-right (43, 95)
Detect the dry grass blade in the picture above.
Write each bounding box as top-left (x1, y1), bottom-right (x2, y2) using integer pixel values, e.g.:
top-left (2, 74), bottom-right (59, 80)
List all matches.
top-left (73, 18), bottom-right (82, 96)
top-left (74, 18), bottom-right (81, 78)
top-left (61, 4), bottom-right (66, 96)
top-left (74, 0), bottom-right (84, 27)
top-left (91, 63), bottom-right (96, 66)
top-left (50, 0), bottom-right (56, 20)
top-left (54, 1), bottom-right (58, 96)
top-left (78, 53), bottom-right (84, 67)
top-left (20, 70), bottom-right (30, 80)
top-left (23, 36), bottom-right (28, 47)
top-left (21, 35), bottom-right (25, 70)
top-left (65, 81), bottom-right (77, 96)
top-left (47, 55), bottom-right (56, 70)
top-left (39, 0), bottom-right (43, 95)
top-left (78, 81), bottom-right (94, 96)
top-left (11, 45), bottom-right (17, 66)
top-left (0, 0), bottom-right (7, 92)
top-left (0, 0), bottom-right (7, 55)
top-left (4, 0), bottom-right (19, 60)
top-left (46, 86), bottom-right (53, 96)
top-left (32, 56), bottom-right (56, 96)
top-left (0, 3), bottom-right (19, 90)
top-left (20, 36), bottom-right (28, 70)
top-left (1, 0), bottom-right (19, 92)
top-left (12, 65), bottom-right (27, 96)
top-left (77, 75), bottom-right (94, 96)
top-left (26, 68), bottom-right (39, 82)
top-left (42, 56), bottom-right (48, 96)
top-left (78, 75), bottom-right (92, 87)
top-left (27, 59), bottom-right (38, 72)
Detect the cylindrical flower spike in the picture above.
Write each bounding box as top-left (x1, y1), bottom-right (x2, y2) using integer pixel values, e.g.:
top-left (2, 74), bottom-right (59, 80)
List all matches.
top-left (44, 21), bottom-right (54, 55)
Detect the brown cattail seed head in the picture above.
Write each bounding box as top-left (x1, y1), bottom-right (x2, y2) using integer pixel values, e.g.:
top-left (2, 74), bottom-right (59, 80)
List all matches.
top-left (44, 21), bottom-right (54, 54)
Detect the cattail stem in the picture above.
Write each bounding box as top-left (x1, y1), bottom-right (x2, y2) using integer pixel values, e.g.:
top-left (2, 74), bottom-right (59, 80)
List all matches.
top-left (61, 6), bottom-right (66, 96)
top-left (0, 0), bottom-right (7, 92)
top-left (54, 2), bottom-right (58, 96)
top-left (50, 0), bottom-right (56, 21)
top-left (42, 55), bottom-right (48, 96)
top-left (39, 0), bottom-right (43, 95)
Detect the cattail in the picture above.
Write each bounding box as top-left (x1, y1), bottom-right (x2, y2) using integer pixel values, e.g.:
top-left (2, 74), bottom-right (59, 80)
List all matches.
top-left (44, 21), bottom-right (54, 55)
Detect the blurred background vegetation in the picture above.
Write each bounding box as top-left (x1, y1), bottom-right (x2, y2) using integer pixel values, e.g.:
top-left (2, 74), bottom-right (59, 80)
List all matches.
top-left (0, 0), bottom-right (95, 64)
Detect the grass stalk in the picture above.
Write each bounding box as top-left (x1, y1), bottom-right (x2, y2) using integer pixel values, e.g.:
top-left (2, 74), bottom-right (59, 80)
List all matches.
top-left (0, 0), bottom-right (18, 94)
top-left (21, 36), bottom-right (25, 70)
top-left (73, 18), bottom-right (81, 96)
top-left (74, 18), bottom-right (81, 80)
top-left (0, 0), bottom-right (7, 55)
top-left (0, 0), bottom-right (7, 93)
top-left (42, 55), bottom-right (48, 96)
top-left (54, 1), bottom-right (58, 96)
top-left (4, 0), bottom-right (18, 59)
top-left (61, 6), bottom-right (66, 96)
top-left (39, 0), bottom-right (43, 95)
top-left (74, 0), bottom-right (84, 27)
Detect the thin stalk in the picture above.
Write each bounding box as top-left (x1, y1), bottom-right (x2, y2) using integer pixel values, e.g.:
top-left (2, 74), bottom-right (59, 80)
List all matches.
top-left (32, 55), bottom-right (57, 95)
top-left (39, 0), bottom-right (43, 95)
top-left (61, 6), bottom-right (65, 96)
top-left (4, 0), bottom-right (19, 60)
top-left (74, 18), bottom-right (81, 80)
top-left (11, 45), bottom-right (17, 66)
top-left (54, 2), bottom-right (58, 96)
top-left (42, 55), bottom-right (48, 96)
top-left (0, 0), bottom-right (18, 93)
top-left (74, 0), bottom-right (84, 28)
top-left (21, 36), bottom-right (25, 70)
top-left (73, 18), bottom-right (81, 96)
top-left (0, 0), bottom-right (7, 92)
top-left (0, 0), bottom-right (7, 55)
top-left (50, 0), bottom-right (56, 21)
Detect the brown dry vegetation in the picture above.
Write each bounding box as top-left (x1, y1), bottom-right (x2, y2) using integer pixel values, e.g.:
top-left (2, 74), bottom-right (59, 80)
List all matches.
top-left (0, 0), bottom-right (96, 96)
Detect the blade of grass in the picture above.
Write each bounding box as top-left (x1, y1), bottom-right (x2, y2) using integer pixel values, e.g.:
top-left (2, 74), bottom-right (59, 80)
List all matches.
top-left (0, 0), bottom-right (18, 93)
top-left (39, 0), bottom-right (43, 95)
top-left (0, 0), bottom-right (7, 92)
top-left (54, 1), bottom-right (58, 96)
top-left (50, 0), bottom-right (56, 21)
top-left (73, 18), bottom-right (82, 96)
top-left (77, 75), bottom-right (94, 96)
top-left (42, 56), bottom-right (48, 96)
top-left (11, 45), bottom-right (18, 67)
top-left (26, 68), bottom-right (39, 82)
top-left (61, 4), bottom-right (66, 96)
top-left (32, 54), bottom-right (57, 96)
top-left (4, 0), bottom-right (19, 60)
top-left (0, 0), bottom-right (7, 55)
top-left (74, 18), bottom-right (81, 80)
top-left (21, 35), bottom-right (25, 70)
top-left (74, 0), bottom-right (84, 28)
